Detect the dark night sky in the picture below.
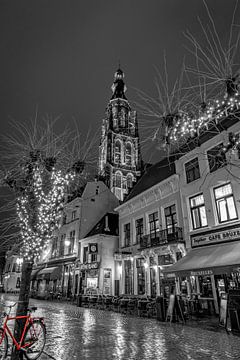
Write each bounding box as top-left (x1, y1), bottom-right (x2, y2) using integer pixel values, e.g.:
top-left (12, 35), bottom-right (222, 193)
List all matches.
top-left (0, 0), bottom-right (238, 165)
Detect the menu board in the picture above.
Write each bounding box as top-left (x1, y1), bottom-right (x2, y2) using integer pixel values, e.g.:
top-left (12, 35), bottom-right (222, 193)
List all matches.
top-left (228, 290), bottom-right (240, 332)
top-left (219, 293), bottom-right (228, 327)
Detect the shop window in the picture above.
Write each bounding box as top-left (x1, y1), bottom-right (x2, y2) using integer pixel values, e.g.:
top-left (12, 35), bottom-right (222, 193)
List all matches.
top-left (124, 260), bottom-right (133, 294)
top-left (164, 204), bottom-right (177, 234)
top-left (136, 258), bottom-right (145, 295)
top-left (148, 211), bottom-right (159, 239)
top-left (214, 183), bottom-right (237, 223)
top-left (185, 157), bottom-right (200, 183)
top-left (180, 278), bottom-right (188, 295)
top-left (198, 276), bottom-right (213, 298)
top-left (189, 194), bottom-right (208, 229)
top-left (150, 267), bottom-right (157, 298)
top-left (123, 223), bottom-right (131, 247)
top-left (135, 218), bottom-right (143, 244)
top-left (207, 143), bottom-right (226, 173)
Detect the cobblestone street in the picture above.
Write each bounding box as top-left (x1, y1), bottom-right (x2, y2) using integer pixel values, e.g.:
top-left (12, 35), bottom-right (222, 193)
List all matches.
top-left (1, 294), bottom-right (240, 360)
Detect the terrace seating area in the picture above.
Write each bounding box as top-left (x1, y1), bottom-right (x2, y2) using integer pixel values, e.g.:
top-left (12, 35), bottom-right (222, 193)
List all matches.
top-left (77, 294), bottom-right (158, 318)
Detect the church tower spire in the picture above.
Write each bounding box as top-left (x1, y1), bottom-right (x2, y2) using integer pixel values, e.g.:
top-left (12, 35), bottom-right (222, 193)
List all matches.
top-left (98, 67), bottom-right (142, 201)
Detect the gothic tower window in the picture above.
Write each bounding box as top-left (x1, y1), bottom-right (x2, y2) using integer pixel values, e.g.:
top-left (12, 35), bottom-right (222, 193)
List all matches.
top-left (115, 172), bottom-right (122, 188)
top-left (115, 140), bottom-right (121, 164)
top-left (126, 143), bottom-right (132, 166)
top-left (127, 174), bottom-right (133, 188)
top-left (120, 109), bottom-right (126, 127)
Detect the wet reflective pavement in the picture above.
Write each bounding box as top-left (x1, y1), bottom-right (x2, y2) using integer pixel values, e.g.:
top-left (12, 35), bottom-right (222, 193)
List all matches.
top-left (1, 294), bottom-right (240, 360)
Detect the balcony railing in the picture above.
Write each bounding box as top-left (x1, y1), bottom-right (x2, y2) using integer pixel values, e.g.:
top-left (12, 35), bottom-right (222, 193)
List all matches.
top-left (139, 227), bottom-right (184, 249)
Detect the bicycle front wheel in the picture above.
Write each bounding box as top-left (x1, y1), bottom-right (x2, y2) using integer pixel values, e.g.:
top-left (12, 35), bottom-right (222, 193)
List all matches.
top-left (23, 320), bottom-right (46, 360)
top-left (0, 328), bottom-right (8, 359)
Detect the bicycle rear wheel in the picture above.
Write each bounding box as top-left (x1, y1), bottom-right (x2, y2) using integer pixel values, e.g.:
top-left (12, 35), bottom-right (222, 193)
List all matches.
top-left (23, 320), bottom-right (46, 360)
top-left (0, 328), bottom-right (8, 359)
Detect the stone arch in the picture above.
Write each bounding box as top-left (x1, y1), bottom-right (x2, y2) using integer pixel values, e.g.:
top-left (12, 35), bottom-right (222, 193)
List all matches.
top-left (127, 173), bottom-right (133, 188)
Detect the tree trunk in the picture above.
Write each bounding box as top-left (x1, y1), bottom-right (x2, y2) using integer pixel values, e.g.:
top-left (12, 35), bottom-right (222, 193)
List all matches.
top-left (11, 260), bottom-right (33, 360)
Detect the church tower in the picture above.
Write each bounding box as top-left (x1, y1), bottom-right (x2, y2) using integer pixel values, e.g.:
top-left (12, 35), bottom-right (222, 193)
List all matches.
top-left (98, 68), bottom-right (142, 201)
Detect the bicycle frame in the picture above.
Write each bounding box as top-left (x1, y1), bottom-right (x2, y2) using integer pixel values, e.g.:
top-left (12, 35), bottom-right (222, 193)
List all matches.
top-left (0, 313), bottom-right (42, 351)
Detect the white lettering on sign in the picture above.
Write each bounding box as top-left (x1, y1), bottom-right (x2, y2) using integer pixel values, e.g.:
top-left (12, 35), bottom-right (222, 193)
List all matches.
top-left (192, 227), bottom-right (240, 247)
top-left (190, 270), bottom-right (213, 276)
top-left (80, 262), bottom-right (99, 270)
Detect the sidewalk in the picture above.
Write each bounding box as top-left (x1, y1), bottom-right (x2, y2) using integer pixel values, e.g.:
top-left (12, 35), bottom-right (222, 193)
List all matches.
top-left (170, 314), bottom-right (240, 336)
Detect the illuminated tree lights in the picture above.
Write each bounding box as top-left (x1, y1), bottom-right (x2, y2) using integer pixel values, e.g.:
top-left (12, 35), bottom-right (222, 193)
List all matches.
top-left (163, 91), bottom-right (240, 150)
top-left (14, 163), bottom-right (75, 261)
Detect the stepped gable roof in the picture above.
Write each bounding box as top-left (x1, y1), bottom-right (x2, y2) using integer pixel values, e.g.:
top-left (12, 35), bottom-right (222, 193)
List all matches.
top-left (125, 156), bottom-right (176, 201)
top-left (85, 212), bottom-right (119, 237)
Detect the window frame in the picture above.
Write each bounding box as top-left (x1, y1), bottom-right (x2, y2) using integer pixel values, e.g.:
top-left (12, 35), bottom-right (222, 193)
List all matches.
top-left (214, 183), bottom-right (238, 223)
top-left (123, 222), bottom-right (131, 247)
top-left (185, 157), bottom-right (200, 183)
top-left (135, 217), bottom-right (144, 244)
top-left (189, 193), bottom-right (208, 230)
top-left (148, 211), bottom-right (159, 240)
top-left (164, 204), bottom-right (177, 234)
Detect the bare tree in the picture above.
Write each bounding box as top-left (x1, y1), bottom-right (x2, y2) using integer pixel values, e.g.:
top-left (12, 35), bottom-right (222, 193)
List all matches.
top-left (0, 115), bottom-right (98, 360)
top-left (134, 1), bottom-right (240, 162)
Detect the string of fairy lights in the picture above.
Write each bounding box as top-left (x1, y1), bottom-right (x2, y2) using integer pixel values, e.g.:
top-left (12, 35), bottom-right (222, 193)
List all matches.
top-left (167, 92), bottom-right (240, 151)
top-left (16, 163), bottom-right (75, 261)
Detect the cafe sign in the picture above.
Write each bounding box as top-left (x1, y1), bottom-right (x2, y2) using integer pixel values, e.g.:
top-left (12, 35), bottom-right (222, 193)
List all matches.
top-left (80, 262), bottom-right (99, 270)
top-left (190, 269), bottom-right (213, 276)
top-left (191, 227), bottom-right (240, 247)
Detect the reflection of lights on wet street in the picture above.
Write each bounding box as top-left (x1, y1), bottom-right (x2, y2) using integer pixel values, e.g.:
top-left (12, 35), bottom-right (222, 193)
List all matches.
top-left (112, 317), bottom-right (127, 359)
top-left (1, 294), bottom-right (240, 360)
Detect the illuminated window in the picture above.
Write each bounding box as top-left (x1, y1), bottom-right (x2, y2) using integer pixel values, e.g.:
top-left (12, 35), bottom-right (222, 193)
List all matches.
top-left (190, 194), bottom-right (208, 229)
top-left (214, 183), bottom-right (237, 223)
top-left (164, 204), bottom-right (177, 234)
top-left (185, 157), bottom-right (200, 183)
top-left (149, 211), bottom-right (159, 239)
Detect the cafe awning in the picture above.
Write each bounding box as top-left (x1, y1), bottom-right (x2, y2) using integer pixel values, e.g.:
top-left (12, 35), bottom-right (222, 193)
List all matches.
top-left (163, 241), bottom-right (240, 277)
top-left (37, 266), bottom-right (62, 281)
top-left (31, 268), bottom-right (43, 280)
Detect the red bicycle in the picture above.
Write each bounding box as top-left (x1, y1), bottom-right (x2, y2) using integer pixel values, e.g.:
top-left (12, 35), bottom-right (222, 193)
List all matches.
top-left (0, 302), bottom-right (46, 359)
